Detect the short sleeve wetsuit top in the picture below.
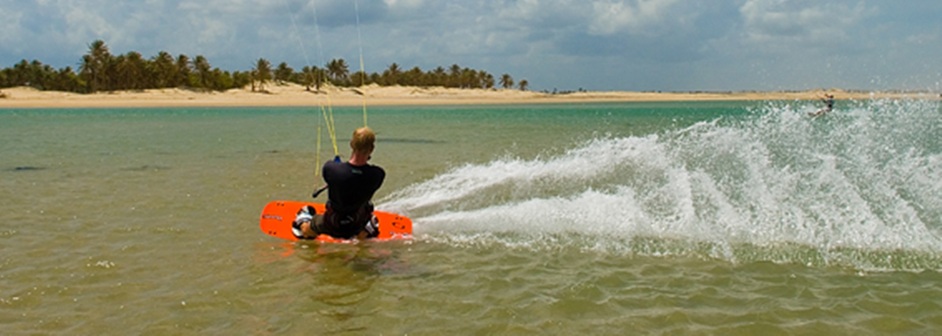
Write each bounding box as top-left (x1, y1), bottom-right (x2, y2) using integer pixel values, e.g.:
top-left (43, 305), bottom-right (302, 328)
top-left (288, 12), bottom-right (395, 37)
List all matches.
top-left (319, 160), bottom-right (385, 238)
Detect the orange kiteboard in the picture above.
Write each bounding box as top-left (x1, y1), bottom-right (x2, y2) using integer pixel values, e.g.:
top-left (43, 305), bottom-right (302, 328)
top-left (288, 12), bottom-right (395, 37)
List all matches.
top-left (259, 200), bottom-right (413, 242)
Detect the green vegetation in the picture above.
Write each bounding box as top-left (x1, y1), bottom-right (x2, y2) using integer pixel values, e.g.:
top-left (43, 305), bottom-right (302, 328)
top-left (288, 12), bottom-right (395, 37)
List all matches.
top-left (0, 40), bottom-right (527, 93)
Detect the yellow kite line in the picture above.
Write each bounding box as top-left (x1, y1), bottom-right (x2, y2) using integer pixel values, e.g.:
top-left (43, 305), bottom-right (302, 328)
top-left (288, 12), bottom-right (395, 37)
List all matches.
top-left (286, 0), bottom-right (374, 168)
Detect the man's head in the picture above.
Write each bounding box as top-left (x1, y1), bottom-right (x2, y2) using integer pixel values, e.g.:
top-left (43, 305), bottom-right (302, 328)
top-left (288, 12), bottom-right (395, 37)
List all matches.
top-left (350, 127), bottom-right (376, 155)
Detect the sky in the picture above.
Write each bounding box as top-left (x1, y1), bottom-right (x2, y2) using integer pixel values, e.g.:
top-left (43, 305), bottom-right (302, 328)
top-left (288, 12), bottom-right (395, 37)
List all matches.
top-left (1, 0), bottom-right (941, 92)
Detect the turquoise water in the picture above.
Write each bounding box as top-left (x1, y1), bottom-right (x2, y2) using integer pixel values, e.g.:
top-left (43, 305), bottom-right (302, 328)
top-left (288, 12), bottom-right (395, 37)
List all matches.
top-left (1, 100), bottom-right (941, 334)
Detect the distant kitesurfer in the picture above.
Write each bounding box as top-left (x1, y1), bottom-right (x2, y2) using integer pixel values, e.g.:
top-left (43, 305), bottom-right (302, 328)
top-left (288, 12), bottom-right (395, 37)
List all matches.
top-left (810, 93), bottom-right (835, 117)
top-left (292, 127), bottom-right (386, 240)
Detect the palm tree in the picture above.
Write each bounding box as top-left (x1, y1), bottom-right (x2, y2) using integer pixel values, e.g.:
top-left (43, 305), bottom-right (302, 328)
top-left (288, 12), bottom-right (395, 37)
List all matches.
top-left (9, 59), bottom-right (54, 90)
top-left (231, 71), bottom-right (252, 90)
top-left (462, 68), bottom-right (481, 88)
top-left (212, 68), bottom-right (232, 90)
top-left (383, 63), bottom-right (401, 85)
top-left (482, 72), bottom-right (495, 89)
top-left (152, 51), bottom-right (176, 88)
top-left (10, 60), bottom-right (30, 87)
top-left (447, 64), bottom-right (462, 88)
top-left (405, 66), bottom-right (424, 86)
top-left (300, 66), bottom-right (314, 91)
top-left (175, 54), bottom-right (192, 87)
top-left (350, 71), bottom-right (371, 87)
top-left (499, 74), bottom-right (514, 89)
top-left (326, 58), bottom-right (349, 85)
top-left (79, 40), bottom-right (112, 92)
top-left (193, 55), bottom-right (212, 89)
top-left (253, 58), bottom-right (272, 92)
top-left (116, 51), bottom-right (147, 90)
top-left (53, 66), bottom-right (80, 92)
top-left (430, 66), bottom-right (447, 86)
top-left (1, 38), bottom-right (529, 95)
top-left (473, 69), bottom-right (486, 88)
top-left (301, 66), bottom-right (326, 91)
top-left (274, 62), bottom-right (293, 84)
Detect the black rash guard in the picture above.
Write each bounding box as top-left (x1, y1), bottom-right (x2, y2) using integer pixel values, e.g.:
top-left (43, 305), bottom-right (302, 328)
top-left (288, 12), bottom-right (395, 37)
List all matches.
top-left (319, 160), bottom-right (385, 238)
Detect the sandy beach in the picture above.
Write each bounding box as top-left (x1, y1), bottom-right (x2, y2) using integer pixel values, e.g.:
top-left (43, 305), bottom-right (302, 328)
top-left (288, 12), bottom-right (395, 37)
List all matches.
top-left (0, 84), bottom-right (934, 108)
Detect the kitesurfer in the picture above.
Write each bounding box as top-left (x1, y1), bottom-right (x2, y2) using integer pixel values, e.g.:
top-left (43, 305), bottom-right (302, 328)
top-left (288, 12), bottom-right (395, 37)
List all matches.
top-left (293, 127), bottom-right (385, 240)
top-left (811, 93), bottom-right (835, 117)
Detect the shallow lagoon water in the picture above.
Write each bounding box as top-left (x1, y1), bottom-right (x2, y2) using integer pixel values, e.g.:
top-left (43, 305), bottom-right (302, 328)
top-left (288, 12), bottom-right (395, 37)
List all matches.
top-left (2, 100), bottom-right (941, 334)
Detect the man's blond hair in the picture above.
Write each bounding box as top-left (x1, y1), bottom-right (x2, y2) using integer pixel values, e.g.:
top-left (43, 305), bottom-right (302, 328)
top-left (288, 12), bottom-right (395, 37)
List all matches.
top-left (350, 127), bottom-right (376, 154)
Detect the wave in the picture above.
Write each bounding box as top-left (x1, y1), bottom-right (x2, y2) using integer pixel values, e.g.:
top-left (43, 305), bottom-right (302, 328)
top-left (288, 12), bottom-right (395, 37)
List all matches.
top-left (380, 99), bottom-right (942, 271)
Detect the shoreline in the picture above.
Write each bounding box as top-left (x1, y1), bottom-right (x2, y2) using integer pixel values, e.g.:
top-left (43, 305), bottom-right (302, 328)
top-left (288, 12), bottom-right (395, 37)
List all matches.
top-left (0, 84), bottom-right (936, 108)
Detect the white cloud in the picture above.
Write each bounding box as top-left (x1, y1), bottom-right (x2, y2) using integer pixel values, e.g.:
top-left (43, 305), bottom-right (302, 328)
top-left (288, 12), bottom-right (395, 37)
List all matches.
top-left (62, 5), bottom-right (114, 43)
top-left (589, 0), bottom-right (680, 35)
top-left (740, 0), bottom-right (875, 46)
top-left (1, 0), bottom-right (940, 91)
top-left (490, 0), bottom-right (685, 37)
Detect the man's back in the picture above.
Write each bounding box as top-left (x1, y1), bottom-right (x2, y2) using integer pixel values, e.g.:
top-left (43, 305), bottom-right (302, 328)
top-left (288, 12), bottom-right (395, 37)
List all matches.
top-left (322, 160), bottom-right (385, 214)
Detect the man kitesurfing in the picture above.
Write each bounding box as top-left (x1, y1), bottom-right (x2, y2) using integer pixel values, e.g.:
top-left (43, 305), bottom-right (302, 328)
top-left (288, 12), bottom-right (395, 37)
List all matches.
top-left (291, 127), bottom-right (385, 240)
top-left (810, 93), bottom-right (835, 117)
top-left (258, 0), bottom-right (412, 242)
top-left (257, 125), bottom-right (410, 242)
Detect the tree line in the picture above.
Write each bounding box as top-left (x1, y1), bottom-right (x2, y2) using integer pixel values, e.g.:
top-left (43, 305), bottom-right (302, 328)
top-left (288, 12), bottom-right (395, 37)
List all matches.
top-left (0, 40), bottom-right (528, 94)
